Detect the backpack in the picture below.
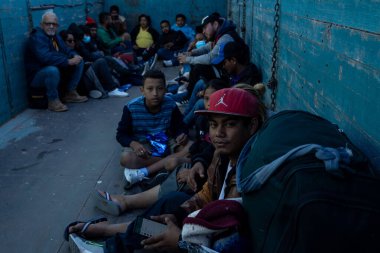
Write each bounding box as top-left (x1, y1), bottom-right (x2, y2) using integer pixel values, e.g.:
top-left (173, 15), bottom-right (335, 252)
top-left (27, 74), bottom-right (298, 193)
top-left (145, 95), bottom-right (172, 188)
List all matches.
top-left (28, 87), bottom-right (48, 109)
top-left (237, 110), bottom-right (380, 253)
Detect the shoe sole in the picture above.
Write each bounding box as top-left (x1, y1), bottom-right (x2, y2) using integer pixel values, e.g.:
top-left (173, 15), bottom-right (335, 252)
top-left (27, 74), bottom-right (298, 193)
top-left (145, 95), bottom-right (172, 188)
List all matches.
top-left (64, 98), bottom-right (88, 103)
top-left (69, 234), bottom-right (105, 253)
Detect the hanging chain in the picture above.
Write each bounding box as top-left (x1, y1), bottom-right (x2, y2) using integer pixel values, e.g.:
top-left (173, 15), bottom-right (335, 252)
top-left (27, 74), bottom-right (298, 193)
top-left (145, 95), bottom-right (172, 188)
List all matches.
top-left (268, 0), bottom-right (280, 111)
top-left (241, 0), bottom-right (247, 40)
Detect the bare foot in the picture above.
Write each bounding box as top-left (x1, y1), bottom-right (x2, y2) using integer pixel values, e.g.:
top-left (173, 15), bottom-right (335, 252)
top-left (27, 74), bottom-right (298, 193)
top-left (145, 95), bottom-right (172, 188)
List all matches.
top-left (68, 220), bottom-right (109, 239)
top-left (97, 190), bottom-right (128, 212)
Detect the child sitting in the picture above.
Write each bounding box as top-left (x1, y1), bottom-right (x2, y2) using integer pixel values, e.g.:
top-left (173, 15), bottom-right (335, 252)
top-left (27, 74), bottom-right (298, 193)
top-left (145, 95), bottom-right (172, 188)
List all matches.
top-left (116, 70), bottom-right (189, 187)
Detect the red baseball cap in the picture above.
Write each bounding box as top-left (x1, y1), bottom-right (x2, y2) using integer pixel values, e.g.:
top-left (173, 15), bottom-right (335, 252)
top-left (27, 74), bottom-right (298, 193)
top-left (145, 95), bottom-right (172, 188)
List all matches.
top-left (195, 88), bottom-right (259, 118)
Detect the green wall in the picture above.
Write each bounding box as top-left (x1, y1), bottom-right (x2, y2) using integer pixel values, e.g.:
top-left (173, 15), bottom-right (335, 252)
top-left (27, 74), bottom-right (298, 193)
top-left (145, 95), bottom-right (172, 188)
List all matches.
top-left (229, 0), bottom-right (380, 168)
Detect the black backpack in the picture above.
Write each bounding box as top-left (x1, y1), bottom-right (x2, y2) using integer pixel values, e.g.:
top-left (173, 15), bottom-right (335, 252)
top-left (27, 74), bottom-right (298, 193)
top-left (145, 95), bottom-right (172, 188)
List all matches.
top-left (237, 110), bottom-right (380, 253)
top-left (28, 87), bottom-right (48, 109)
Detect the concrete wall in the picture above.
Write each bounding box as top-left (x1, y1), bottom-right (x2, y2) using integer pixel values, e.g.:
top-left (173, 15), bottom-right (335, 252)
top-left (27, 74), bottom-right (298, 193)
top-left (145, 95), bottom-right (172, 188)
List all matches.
top-left (0, 0), bottom-right (226, 125)
top-left (229, 0), bottom-right (380, 168)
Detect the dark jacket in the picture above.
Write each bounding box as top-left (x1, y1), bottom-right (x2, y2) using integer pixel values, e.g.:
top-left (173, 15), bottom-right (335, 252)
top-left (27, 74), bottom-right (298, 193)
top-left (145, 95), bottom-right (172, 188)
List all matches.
top-left (158, 30), bottom-right (188, 51)
top-left (230, 63), bottom-right (262, 86)
top-left (130, 25), bottom-right (159, 47)
top-left (76, 41), bottom-right (104, 62)
top-left (24, 27), bottom-right (76, 84)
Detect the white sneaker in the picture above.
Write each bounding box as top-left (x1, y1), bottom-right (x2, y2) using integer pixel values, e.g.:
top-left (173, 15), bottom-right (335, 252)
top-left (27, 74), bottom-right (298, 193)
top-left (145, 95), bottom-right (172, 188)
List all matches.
top-left (124, 168), bottom-right (147, 188)
top-left (108, 88), bottom-right (129, 97)
top-left (177, 83), bottom-right (188, 94)
top-left (149, 54), bottom-right (158, 69)
top-left (163, 60), bottom-right (173, 67)
top-left (141, 62), bottom-right (149, 76)
top-left (89, 90), bottom-right (102, 99)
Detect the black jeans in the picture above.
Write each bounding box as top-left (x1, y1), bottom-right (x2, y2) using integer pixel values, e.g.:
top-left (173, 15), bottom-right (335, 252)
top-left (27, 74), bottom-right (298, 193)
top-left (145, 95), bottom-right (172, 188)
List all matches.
top-left (92, 58), bottom-right (118, 91)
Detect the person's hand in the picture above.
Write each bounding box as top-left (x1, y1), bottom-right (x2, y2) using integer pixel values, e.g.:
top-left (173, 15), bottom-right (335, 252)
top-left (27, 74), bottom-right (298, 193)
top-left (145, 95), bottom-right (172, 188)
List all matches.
top-left (121, 33), bottom-right (130, 41)
top-left (177, 53), bottom-right (188, 64)
top-left (188, 162), bottom-right (205, 192)
top-left (68, 55), bottom-right (82, 65)
top-left (130, 141), bottom-right (151, 158)
top-left (141, 214), bottom-right (181, 252)
top-left (176, 133), bottom-right (188, 146)
top-left (164, 42), bottom-right (174, 49)
top-left (177, 169), bottom-right (190, 184)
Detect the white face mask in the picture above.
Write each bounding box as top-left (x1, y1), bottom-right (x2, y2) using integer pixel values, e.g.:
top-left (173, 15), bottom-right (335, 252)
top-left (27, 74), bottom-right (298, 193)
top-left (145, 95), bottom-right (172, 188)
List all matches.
top-left (82, 35), bottom-right (91, 43)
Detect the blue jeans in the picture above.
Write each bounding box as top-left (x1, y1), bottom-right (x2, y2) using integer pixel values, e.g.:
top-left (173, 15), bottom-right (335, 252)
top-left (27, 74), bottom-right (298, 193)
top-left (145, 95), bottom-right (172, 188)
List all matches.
top-left (169, 91), bottom-right (188, 102)
top-left (30, 66), bottom-right (60, 100)
top-left (184, 79), bottom-right (206, 116)
top-left (184, 98), bottom-right (205, 126)
top-left (30, 62), bottom-right (84, 100)
top-left (157, 47), bottom-right (185, 66)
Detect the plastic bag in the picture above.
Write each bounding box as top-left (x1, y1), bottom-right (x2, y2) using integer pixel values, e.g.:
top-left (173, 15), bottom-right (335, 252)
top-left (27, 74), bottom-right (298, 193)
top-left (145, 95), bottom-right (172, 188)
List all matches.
top-left (146, 132), bottom-right (169, 157)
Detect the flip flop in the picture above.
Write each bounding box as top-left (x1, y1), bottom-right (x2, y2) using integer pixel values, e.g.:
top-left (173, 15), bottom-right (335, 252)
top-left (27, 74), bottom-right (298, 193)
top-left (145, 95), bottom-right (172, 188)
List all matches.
top-left (93, 190), bottom-right (122, 216)
top-left (64, 216), bottom-right (107, 241)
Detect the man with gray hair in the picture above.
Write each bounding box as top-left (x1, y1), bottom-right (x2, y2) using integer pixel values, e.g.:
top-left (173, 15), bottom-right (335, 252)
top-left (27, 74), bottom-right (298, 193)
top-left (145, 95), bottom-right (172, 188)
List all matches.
top-left (24, 11), bottom-right (87, 112)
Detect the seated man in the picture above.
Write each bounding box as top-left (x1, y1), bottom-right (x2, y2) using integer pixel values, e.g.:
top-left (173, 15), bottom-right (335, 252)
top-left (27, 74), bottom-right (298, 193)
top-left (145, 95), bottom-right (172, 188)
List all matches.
top-left (109, 4), bottom-right (128, 36)
top-left (116, 70), bottom-right (191, 187)
top-left (24, 11), bottom-right (87, 112)
top-left (97, 12), bottom-right (132, 55)
top-left (171, 13), bottom-right (195, 43)
top-left (158, 20), bottom-right (188, 67)
top-left (177, 13), bottom-right (245, 100)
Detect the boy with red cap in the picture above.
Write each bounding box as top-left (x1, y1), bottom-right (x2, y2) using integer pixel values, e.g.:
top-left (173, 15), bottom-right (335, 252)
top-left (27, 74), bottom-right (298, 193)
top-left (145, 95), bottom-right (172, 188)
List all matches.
top-left (65, 87), bottom-right (266, 253)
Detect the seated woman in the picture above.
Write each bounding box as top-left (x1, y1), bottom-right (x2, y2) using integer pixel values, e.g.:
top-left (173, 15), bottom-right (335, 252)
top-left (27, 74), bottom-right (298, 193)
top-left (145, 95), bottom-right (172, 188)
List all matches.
top-left (130, 14), bottom-right (159, 63)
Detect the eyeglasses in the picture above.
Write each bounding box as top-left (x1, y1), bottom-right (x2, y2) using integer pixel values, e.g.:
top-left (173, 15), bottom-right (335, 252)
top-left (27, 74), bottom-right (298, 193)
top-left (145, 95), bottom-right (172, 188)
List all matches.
top-left (66, 39), bottom-right (74, 43)
top-left (43, 22), bottom-right (59, 27)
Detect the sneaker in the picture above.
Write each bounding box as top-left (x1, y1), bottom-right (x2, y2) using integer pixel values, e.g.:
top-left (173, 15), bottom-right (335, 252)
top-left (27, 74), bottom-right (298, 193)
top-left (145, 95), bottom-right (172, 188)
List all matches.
top-left (69, 234), bottom-right (105, 253)
top-left (48, 99), bottom-right (68, 112)
top-left (176, 99), bottom-right (189, 107)
top-left (141, 62), bottom-right (149, 76)
top-left (124, 168), bottom-right (147, 188)
top-left (108, 88), bottom-right (129, 97)
top-left (163, 60), bottom-right (173, 67)
top-left (89, 90), bottom-right (103, 99)
top-left (177, 83), bottom-right (188, 94)
top-left (63, 90), bottom-right (88, 103)
top-left (149, 53), bottom-right (158, 70)
top-left (140, 171), bottom-right (169, 190)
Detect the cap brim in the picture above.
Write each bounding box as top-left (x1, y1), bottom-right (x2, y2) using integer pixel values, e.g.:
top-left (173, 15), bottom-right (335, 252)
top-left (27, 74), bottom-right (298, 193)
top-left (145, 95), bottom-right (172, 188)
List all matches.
top-left (195, 109), bottom-right (252, 118)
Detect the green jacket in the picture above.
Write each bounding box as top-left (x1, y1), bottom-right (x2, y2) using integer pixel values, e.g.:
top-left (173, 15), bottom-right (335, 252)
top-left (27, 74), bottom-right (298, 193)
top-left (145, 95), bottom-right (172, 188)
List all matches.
top-left (97, 26), bottom-right (122, 50)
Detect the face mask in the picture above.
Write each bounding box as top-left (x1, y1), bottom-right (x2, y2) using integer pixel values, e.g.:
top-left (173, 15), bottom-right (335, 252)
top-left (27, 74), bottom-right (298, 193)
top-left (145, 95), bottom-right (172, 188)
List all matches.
top-left (83, 35), bottom-right (91, 43)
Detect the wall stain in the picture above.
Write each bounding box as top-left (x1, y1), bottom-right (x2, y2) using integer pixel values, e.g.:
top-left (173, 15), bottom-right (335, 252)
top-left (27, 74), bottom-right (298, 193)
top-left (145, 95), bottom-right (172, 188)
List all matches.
top-left (37, 149), bottom-right (60, 160)
top-left (11, 162), bottom-right (39, 171)
top-left (48, 138), bottom-right (63, 144)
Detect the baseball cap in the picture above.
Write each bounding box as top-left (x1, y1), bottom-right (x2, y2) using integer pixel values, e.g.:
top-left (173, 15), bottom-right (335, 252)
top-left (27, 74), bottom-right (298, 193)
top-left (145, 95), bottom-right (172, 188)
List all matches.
top-left (85, 17), bottom-right (97, 28)
top-left (201, 13), bottom-right (221, 27)
top-left (195, 88), bottom-right (259, 118)
top-left (211, 41), bottom-right (248, 65)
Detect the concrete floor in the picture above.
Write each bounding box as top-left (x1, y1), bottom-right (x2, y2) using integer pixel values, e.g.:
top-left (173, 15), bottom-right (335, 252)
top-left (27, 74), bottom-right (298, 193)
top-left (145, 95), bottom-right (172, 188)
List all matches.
top-left (0, 64), bottom-right (178, 253)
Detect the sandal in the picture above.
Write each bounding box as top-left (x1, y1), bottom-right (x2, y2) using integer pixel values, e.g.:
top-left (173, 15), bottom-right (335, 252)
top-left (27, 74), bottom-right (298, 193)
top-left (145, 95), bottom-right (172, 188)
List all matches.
top-left (93, 190), bottom-right (122, 216)
top-left (63, 216), bottom-right (107, 241)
